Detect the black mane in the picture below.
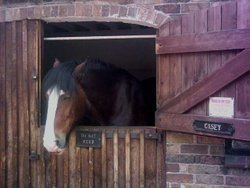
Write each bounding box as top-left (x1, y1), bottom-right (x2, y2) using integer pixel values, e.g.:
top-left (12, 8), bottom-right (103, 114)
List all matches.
top-left (43, 60), bottom-right (80, 94)
top-left (80, 58), bottom-right (137, 89)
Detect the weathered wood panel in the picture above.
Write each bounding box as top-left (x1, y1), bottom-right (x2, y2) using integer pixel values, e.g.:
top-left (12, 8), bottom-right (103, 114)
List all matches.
top-left (156, 1), bottom-right (250, 141)
top-left (38, 127), bottom-right (165, 188)
top-left (0, 20), bottom-right (41, 188)
top-left (6, 21), bottom-right (18, 188)
top-left (0, 22), bottom-right (6, 188)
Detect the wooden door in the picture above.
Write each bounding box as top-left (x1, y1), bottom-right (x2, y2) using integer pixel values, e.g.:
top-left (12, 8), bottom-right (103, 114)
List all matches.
top-left (0, 20), bottom-right (42, 188)
top-left (156, 0), bottom-right (250, 141)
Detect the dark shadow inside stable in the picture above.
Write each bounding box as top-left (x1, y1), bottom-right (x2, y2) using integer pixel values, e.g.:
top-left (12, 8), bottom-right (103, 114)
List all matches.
top-left (41, 21), bottom-right (156, 127)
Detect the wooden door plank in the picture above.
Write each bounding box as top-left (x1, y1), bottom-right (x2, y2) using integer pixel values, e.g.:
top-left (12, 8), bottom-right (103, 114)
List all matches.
top-left (222, 2), bottom-right (237, 30)
top-left (125, 130), bottom-right (131, 188)
top-left (156, 28), bottom-right (250, 54)
top-left (189, 9), bottom-right (208, 115)
top-left (113, 131), bottom-right (119, 188)
top-left (81, 147), bottom-right (89, 188)
top-left (17, 24), bottom-right (30, 188)
top-left (207, 4), bottom-right (223, 111)
top-left (157, 112), bottom-right (250, 141)
top-left (131, 135), bottom-right (140, 188)
top-left (63, 147), bottom-right (69, 188)
top-left (144, 138), bottom-right (157, 187)
top-left (118, 134), bottom-right (125, 188)
top-left (236, 0), bottom-right (250, 119)
top-left (75, 146), bottom-right (81, 187)
top-left (94, 147), bottom-right (102, 188)
top-left (208, 5), bottom-right (222, 32)
top-left (56, 155), bottom-right (64, 188)
top-left (0, 22), bottom-right (6, 188)
top-left (220, 1), bottom-right (238, 115)
top-left (69, 131), bottom-right (76, 188)
top-left (6, 21), bottom-right (18, 188)
top-left (107, 136), bottom-right (114, 188)
top-left (169, 17), bottom-right (182, 100)
top-left (88, 147), bottom-right (94, 188)
top-left (156, 131), bottom-right (166, 188)
top-left (157, 54), bottom-right (170, 107)
top-left (158, 49), bottom-right (250, 114)
top-left (139, 131), bottom-right (144, 188)
top-left (102, 132), bottom-right (107, 188)
top-left (237, 0), bottom-right (250, 29)
top-left (27, 20), bottom-right (40, 188)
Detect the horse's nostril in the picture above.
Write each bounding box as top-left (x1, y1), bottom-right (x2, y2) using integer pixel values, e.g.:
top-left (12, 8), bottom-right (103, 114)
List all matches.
top-left (55, 139), bottom-right (66, 148)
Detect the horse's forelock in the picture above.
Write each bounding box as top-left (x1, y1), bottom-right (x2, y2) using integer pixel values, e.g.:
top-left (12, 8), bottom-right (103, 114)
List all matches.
top-left (43, 61), bottom-right (79, 95)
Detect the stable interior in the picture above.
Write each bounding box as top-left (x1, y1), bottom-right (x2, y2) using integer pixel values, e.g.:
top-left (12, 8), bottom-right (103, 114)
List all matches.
top-left (42, 21), bottom-right (156, 125)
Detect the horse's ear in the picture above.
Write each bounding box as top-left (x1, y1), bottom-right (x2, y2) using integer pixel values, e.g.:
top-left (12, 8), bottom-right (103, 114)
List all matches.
top-left (53, 58), bottom-right (61, 68)
top-left (73, 62), bottom-right (85, 80)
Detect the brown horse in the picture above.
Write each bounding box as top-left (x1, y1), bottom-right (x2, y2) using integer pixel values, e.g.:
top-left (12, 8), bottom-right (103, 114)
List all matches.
top-left (42, 58), bottom-right (152, 153)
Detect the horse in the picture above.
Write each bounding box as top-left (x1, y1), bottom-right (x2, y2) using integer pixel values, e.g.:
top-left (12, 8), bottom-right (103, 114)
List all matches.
top-left (42, 58), bottom-right (153, 153)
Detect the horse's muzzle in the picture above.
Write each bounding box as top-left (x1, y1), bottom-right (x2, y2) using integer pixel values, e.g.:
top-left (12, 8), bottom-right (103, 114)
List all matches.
top-left (56, 138), bottom-right (66, 149)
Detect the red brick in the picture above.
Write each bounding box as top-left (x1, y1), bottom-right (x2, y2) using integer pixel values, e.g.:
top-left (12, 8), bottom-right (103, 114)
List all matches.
top-left (167, 143), bottom-right (180, 154)
top-left (76, 4), bottom-right (92, 17)
top-left (138, 7), bottom-right (150, 22)
top-left (197, 135), bottom-right (224, 145)
top-left (83, 4), bottom-right (92, 17)
top-left (59, 5), bottom-right (68, 17)
top-left (166, 154), bottom-right (195, 164)
top-left (110, 5), bottom-right (119, 16)
top-left (6, 8), bottom-right (20, 21)
top-left (196, 174), bottom-right (224, 185)
top-left (92, 4), bottom-right (102, 17)
top-left (145, 9), bottom-right (156, 24)
top-left (167, 174), bottom-right (193, 183)
top-left (195, 155), bottom-right (224, 165)
top-left (168, 183), bottom-right (181, 188)
top-left (50, 5), bottom-right (59, 17)
top-left (128, 7), bottom-right (137, 18)
top-left (27, 7), bottom-right (35, 18)
top-left (0, 9), bottom-right (5, 21)
top-left (34, 6), bottom-right (42, 19)
top-left (167, 133), bottom-right (194, 144)
top-left (67, 4), bottom-right (75, 16)
top-left (188, 164), bottom-right (223, 174)
top-left (181, 144), bottom-right (208, 154)
top-left (155, 4), bottom-right (180, 14)
top-left (102, 5), bottom-right (110, 17)
top-left (43, 6), bottom-right (51, 17)
top-left (167, 163), bottom-right (180, 172)
top-left (210, 145), bottom-right (225, 156)
top-left (226, 176), bottom-right (250, 186)
top-left (119, 6), bottom-right (127, 17)
top-left (181, 3), bottom-right (210, 13)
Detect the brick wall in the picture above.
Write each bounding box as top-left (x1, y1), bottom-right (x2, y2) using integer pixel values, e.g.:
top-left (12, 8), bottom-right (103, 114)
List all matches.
top-left (2, 0), bottom-right (249, 188)
top-left (0, 0), bottom-right (233, 25)
top-left (166, 132), bottom-right (250, 188)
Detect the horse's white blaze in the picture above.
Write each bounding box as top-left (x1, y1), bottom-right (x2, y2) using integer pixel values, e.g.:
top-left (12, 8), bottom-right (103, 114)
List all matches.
top-left (43, 87), bottom-right (65, 152)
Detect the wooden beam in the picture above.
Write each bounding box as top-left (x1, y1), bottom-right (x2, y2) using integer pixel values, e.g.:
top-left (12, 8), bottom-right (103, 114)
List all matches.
top-left (156, 28), bottom-right (250, 54)
top-left (159, 49), bottom-right (250, 114)
top-left (156, 113), bottom-right (250, 141)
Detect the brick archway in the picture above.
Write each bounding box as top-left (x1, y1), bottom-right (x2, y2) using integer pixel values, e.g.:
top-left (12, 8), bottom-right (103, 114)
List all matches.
top-left (1, 2), bottom-right (170, 28)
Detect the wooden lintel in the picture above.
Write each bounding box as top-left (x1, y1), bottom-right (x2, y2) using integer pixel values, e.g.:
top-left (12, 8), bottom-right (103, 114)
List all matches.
top-left (156, 28), bottom-right (250, 54)
top-left (156, 113), bottom-right (250, 141)
top-left (159, 49), bottom-right (250, 114)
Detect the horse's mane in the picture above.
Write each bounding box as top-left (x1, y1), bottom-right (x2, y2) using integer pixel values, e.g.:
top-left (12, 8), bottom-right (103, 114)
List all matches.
top-left (43, 60), bottom-right (80, 94)
top-left (83, 58), bottom-right (116, 74)
top-left (80, 58), bottom-right (136, 89)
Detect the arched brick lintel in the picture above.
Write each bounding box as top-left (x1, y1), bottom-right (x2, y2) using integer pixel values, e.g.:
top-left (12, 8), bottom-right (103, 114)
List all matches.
top-left (0, 2), bottom-right (171, 28)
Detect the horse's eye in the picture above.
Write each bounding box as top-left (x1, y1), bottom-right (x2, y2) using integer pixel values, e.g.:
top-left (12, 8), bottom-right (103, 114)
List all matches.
top-left (62, 95), bottom-right (71, 100)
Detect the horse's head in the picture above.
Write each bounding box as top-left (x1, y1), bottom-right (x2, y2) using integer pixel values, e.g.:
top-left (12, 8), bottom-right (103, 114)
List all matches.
top-left (43, 59), bottom-right (86, 153)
